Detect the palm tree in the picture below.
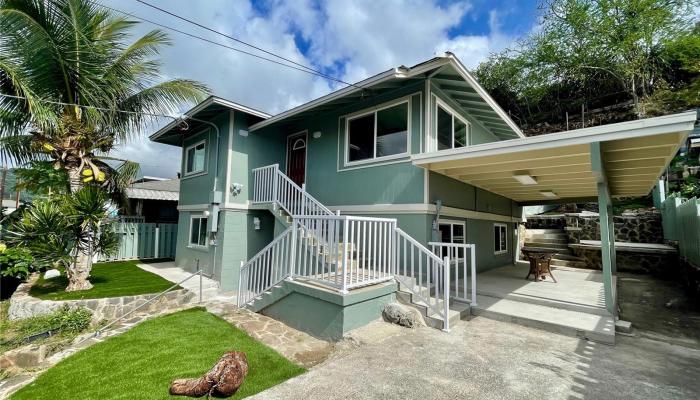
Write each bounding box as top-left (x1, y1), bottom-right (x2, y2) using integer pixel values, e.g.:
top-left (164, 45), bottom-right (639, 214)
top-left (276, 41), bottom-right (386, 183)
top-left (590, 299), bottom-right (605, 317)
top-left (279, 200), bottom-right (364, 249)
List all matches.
top-left (0, 0), bottom-right (209, 290)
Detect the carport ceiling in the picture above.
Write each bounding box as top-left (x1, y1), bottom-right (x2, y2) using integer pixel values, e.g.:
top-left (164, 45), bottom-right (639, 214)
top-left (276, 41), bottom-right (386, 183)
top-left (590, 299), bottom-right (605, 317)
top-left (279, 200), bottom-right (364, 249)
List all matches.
top-left (412, 112), bottom-right (697, 204)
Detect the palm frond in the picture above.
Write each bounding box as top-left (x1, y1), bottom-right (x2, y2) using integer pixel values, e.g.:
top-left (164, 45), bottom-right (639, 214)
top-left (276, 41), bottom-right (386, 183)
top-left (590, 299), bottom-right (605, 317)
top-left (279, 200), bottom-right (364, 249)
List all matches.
top-left (0, 134), bottom-right (42, 164)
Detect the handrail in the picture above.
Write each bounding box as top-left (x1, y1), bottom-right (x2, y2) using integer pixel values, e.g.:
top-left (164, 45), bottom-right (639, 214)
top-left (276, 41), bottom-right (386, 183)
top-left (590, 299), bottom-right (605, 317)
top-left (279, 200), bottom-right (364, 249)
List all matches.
top-left (83, 266), bottom-right (204, 342)
top-left (429, 242), bottom-right (477, 306)
top-left (395, 227), bottom-right (451, 331)
top-left (252, 164), bottom-right (333, 216)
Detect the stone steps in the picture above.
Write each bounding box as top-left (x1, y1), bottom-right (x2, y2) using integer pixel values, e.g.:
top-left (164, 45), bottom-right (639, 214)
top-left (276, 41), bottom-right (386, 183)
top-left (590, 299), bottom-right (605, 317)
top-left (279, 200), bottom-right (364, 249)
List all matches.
top-left (395, 278), bottom-right (470, 331)
top-left (523, 241), bottom-right (570, 250)
top-left (550, 258), bottom-right (587, 268)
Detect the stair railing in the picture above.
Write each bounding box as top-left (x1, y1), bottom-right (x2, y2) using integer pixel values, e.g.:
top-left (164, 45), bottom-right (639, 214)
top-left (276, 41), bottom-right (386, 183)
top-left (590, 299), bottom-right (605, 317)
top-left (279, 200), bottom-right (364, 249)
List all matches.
top-left (395, 228), bottom-right (451, 331)
top-left (237, 226), bottom-right (294, 306)
top-left (429, 242), bottom-right (477, 305)
top-left (252, 164), bottom-right (333, 217)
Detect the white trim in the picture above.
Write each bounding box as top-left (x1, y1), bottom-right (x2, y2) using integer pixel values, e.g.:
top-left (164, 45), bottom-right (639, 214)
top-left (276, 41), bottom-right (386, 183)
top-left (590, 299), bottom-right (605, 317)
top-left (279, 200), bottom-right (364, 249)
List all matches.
top-left (188, 214), bottom-right (209, 248)
top-left (224, 110), bottom-right (234, 205)
top-left (446, 55), bottom-right (525, 138)
top-left (177, 204), bottom-right (210, 211)
top-left (437, 219), bottom-right (467, 244)
top-left (433, 94), bottom-right (471, 150)
top-left (150, 96), bottom-right (270, 141)
top-left (494, 222), bottom-right (508, 254)
top-left (343, 97), bottom-right (411, 167)
top-left (412, 111), bottom-right (697, 166)
top-left (423, 79), bottom-right (431, 153)
top-left (325, 203), bottom-right (519, 223)
top-left (285, 131), bottom-right (308, 184)
top-left (183, 139), bottom-right (207, 176)
top-left (423, 169), bottom-right (429, 204)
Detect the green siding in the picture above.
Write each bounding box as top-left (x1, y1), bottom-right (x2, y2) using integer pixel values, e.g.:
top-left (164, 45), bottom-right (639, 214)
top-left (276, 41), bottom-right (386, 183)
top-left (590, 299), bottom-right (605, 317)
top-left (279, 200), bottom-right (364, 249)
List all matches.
top-left (179, 112), bottom-right (230, 206)
top-left (428, 171), bottom-right (518, 217)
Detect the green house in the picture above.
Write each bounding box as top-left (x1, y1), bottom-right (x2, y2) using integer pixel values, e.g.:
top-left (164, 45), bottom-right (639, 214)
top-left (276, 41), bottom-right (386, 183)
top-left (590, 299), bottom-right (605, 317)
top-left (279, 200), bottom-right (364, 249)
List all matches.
top-left (151, 54), bottom-right (697, 341)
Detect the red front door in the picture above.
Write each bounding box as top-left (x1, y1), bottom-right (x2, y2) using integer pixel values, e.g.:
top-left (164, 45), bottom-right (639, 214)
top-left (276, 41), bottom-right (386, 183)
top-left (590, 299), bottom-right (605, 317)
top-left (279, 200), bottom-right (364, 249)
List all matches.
top-left (286, 133), bottom-right (306, 186)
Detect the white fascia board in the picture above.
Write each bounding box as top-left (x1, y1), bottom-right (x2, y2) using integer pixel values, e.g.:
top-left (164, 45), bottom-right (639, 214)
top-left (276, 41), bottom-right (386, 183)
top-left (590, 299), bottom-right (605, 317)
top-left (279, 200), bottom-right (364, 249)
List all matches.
top-left (412, 111), bottom-right (697, 165)
top-left (149, 96), bottom-right (270, 142)
top-left (248, 58), bottom-right (453, 132)
top-left (446, 55), bottom-right (525, 138)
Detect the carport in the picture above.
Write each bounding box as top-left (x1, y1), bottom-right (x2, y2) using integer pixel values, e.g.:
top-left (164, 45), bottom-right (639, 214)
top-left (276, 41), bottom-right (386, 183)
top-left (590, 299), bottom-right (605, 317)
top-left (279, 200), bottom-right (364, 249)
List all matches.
top-left (412, 111), bottom-right (698, 315)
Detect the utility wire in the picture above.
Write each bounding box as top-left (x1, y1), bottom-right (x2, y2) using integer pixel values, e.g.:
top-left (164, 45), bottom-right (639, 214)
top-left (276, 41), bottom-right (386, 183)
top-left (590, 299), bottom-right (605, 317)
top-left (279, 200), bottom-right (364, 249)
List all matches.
top-left (134, 0), bottom-right (350, 85)
top-left (87, 0), bottom-right (362, 89)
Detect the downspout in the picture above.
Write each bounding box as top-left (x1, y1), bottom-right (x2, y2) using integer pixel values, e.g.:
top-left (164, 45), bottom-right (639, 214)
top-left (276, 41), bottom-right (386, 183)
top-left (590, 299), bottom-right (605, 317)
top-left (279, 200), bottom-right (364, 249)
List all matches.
top-left (180, 116), bottom-right (222, 280)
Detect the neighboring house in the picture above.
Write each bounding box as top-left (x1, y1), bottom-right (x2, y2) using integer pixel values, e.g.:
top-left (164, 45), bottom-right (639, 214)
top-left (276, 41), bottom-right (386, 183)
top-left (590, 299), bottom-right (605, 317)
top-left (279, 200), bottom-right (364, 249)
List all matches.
top-left (150, 53), bottom-right (697, 340)
top-left (123, 177), bottom-right (179, 223)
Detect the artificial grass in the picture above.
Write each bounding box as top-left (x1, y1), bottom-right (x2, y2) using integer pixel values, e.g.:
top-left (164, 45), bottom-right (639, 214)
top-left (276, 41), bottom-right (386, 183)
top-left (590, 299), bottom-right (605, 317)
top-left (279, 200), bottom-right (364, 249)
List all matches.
top-left (29, 261), bottom-right (179, 301)
top-left (12, 308), bottom-right (306, 400)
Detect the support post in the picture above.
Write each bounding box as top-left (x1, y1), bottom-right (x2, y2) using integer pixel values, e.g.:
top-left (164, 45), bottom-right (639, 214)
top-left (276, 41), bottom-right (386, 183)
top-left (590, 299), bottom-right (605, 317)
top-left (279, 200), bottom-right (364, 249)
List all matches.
top-left (154, 225), bottom-right (160, 259)
top-left (289, 221), bottom-right (297, 280)
top-left (341, 217), bottom-right (349, 294)
top-left (653, 179), bottom-right (666, 209)
top-left (591, 142), bottom-right (617, 316)
top-left (470, 245), bottom-right (477, 306)
top-left (443, 256), bottom-right (450, 332)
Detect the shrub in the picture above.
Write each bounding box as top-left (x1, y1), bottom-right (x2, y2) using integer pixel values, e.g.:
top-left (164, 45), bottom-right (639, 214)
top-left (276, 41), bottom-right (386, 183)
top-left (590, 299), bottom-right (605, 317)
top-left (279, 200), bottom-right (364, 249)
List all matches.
top-left (1, 306), bottom-right (93, 351)
top-left (0, 245), bottom-right (34, 280)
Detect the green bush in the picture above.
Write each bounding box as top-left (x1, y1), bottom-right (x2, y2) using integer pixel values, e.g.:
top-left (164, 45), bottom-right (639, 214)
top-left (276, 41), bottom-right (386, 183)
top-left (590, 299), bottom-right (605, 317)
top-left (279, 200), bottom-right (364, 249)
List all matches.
top-left (1, 306), bottom-right (92, 351)
top-left (0, 245), bottom-right (34, 280)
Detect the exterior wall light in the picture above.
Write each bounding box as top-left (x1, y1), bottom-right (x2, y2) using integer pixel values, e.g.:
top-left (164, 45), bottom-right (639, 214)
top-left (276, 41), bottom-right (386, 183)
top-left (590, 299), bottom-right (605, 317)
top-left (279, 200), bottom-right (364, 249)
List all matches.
top-left (312, 131), bottom-right (322, 139)
top-left (253, 217), bottom-right (261, 230)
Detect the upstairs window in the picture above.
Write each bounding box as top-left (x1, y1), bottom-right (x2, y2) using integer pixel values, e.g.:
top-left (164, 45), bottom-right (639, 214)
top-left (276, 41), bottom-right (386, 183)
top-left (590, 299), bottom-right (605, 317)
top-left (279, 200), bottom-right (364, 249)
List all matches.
top-left (185, 141), bottom-right (206, 175)
top-left (436, 101), bottom-right (470, 150)
top-left (347, 101), bottom-right (408, 163)
top-left (494, 223), bottom-right (507, 254)
top-left (190, 216), bottom-right (208, 247)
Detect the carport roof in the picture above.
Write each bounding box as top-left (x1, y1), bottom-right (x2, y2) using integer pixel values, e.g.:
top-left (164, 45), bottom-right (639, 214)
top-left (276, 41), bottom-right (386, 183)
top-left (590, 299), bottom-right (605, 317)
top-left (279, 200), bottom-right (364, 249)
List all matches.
top-left (412, 111), bottom-right (698, 204)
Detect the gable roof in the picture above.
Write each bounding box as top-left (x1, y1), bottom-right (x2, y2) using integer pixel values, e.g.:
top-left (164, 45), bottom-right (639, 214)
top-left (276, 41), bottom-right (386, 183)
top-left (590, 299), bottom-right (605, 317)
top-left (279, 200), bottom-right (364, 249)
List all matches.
top-left (149, 96), bottom-right (271, 145)
top-left (248, 53), bottom-right (524, 140)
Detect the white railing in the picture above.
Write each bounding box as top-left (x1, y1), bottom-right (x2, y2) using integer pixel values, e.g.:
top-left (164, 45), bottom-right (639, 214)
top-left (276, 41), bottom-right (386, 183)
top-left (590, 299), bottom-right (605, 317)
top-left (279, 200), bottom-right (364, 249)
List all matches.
top-left (252, 164), bottom-right (333, 217)
top-left (291, 215), bottom-right (396, 292)
top-left (429, 242), bottom-right (477, 305)
top-left (395, 228), bottom-right (451, 331)
top-left (237, 226), bottom-right (294, 306)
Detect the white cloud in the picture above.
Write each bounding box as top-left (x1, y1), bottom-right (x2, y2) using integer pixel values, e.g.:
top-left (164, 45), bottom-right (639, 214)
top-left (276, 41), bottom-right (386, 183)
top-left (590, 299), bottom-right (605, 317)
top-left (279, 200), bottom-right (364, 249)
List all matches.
top-left (106, 0), bottom-right (524, 177)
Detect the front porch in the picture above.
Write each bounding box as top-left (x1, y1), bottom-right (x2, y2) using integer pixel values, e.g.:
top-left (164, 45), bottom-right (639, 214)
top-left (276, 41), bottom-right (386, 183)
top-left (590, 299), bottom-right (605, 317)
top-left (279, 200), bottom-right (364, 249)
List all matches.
top-left (470, 263), bottom-right (615, 344)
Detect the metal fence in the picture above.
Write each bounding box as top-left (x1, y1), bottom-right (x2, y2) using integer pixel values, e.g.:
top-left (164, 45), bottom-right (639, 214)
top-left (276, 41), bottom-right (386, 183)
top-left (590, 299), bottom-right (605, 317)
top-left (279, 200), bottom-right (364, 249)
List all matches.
top-left (661, 196), bottom-right (700, 267)
top-left (98, 222), bottom-right (178, 261)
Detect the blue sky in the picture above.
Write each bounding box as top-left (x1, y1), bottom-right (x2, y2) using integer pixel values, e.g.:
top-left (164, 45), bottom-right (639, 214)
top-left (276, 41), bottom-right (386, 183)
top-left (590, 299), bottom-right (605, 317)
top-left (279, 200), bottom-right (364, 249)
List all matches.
top-left (104, 0), bottom-right (541, 178)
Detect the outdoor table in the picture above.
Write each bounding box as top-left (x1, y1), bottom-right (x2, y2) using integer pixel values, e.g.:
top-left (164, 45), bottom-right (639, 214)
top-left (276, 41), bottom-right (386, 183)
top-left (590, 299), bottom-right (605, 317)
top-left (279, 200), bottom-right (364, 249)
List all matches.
top-left (521, 247), bottom-right (557, 283)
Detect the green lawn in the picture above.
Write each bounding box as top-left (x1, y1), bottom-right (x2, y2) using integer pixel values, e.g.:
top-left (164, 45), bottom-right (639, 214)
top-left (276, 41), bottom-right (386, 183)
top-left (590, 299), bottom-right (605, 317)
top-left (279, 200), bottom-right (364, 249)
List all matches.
top-left (12, 308), bottom-right (306, 400)
top-left (29, 261), bottom-right (178, 301)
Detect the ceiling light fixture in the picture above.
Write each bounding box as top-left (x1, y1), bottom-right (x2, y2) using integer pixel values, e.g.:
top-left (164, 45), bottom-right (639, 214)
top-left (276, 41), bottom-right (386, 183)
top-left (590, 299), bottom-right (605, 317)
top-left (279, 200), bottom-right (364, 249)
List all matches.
top-left (513, 171), bottom-right (538, 185)
top-left (540, 190), bottom-right (557, 198)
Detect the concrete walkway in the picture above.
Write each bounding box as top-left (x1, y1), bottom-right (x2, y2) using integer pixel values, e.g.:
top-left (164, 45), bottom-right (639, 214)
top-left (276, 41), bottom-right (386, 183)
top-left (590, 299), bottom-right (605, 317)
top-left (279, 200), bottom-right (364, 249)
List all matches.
top-left (136, 261), bottom-right (233, 302)
top-left (250, 317), bottom-right (700, 400)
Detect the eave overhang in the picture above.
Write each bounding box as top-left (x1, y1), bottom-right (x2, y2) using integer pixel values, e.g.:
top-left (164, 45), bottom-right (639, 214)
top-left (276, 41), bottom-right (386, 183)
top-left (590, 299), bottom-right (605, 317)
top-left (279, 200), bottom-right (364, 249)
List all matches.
top-left (412, 111), bottom-right (698, 204)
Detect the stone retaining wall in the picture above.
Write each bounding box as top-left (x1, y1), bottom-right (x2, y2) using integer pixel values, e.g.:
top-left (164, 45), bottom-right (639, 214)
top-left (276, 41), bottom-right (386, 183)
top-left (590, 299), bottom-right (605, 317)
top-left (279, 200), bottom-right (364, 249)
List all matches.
top-left (8, 274), bottom-right (197, 322)
top-left (564, 211), bottom-right (664, 244)
top-left (570, 247), bottom-right (678, 275)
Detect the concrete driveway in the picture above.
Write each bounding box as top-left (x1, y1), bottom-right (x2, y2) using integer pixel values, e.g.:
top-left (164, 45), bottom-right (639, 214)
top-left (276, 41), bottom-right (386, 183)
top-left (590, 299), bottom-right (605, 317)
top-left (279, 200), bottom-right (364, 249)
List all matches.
top-left (249, 317), bottom-right (700, 400)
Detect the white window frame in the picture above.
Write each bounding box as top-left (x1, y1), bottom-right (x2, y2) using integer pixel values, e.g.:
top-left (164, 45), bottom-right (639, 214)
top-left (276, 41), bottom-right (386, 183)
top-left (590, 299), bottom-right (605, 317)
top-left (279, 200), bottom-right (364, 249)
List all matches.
top-left (434, 95), bottom-right (471, 150)
top-left (344, 97), bottom-right (411, 167)
top-left (184, 140), bottom-right (206, 177)
top-left (189, 214), bottom-right (208, 248)
top-left (438, 219), bottom-right (466, 244)
top-left (494, 223), bottom-right (508, 255)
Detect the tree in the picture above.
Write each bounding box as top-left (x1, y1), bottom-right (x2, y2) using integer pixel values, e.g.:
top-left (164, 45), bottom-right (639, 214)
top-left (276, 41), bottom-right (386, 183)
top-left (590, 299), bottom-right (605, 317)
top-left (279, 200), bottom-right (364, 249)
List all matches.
top-left (0, 0), bottom-right (208, 290)
top-left (6, 186), bottom-right (119, 280)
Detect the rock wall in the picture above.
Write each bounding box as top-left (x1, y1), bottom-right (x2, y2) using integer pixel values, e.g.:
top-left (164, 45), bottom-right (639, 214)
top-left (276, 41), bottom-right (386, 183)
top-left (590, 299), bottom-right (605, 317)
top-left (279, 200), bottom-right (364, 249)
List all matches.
top-left (570, 247), bottom-right (678, 275)
top-left (9, 275), bottom-right (197, 322)
top-left (524, 215), bottom-right (566, 229)
top-left (564, 210), bottom-right (664, 244)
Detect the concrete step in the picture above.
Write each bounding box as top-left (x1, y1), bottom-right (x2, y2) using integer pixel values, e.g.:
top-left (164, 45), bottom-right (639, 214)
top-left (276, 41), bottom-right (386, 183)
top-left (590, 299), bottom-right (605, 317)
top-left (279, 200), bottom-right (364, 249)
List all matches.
top-left (471, 295), bottom-right (615, 344)
top-left (523, 241), bottom-right (570, 250)
top-left (524, 229), bottom-right (566, 235)
top-left (550, 259), bottom-right (587, 268)
top-left (396, 289), bottom-right (470, 330)
top-left (522, 237), bottom-right (568, 244)
top-left (550, 253), bottom-right (585, 261)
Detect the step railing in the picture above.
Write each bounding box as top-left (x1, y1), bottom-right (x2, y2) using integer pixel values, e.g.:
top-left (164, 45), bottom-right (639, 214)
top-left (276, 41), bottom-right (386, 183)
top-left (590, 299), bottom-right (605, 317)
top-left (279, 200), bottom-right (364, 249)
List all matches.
top-left (395, 228), bottom-right (451, 331)
top-left (252, 164), bottom-right (334, 217)
top-left (429, 242), bottom-right (477, 305)
top-left (291, 215), bottom-right (396, 292)
top-left (237, 226), bottom-right (294, 306)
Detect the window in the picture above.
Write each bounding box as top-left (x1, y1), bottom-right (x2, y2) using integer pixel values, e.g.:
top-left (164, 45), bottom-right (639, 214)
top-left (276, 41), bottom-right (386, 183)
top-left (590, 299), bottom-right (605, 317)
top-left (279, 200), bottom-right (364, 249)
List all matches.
top-left (494, 223), bottom-right (507, 254)
top-left (347, 101), bottom-right (408, 163)
top-left (185, 141), bottom-right (206, 175)
top-left (190, 216), bottom-right (208, 247)
top-left (438, 220), bottom-right (466, 259)
top-left (435, 100), bottom-right (470, 150)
